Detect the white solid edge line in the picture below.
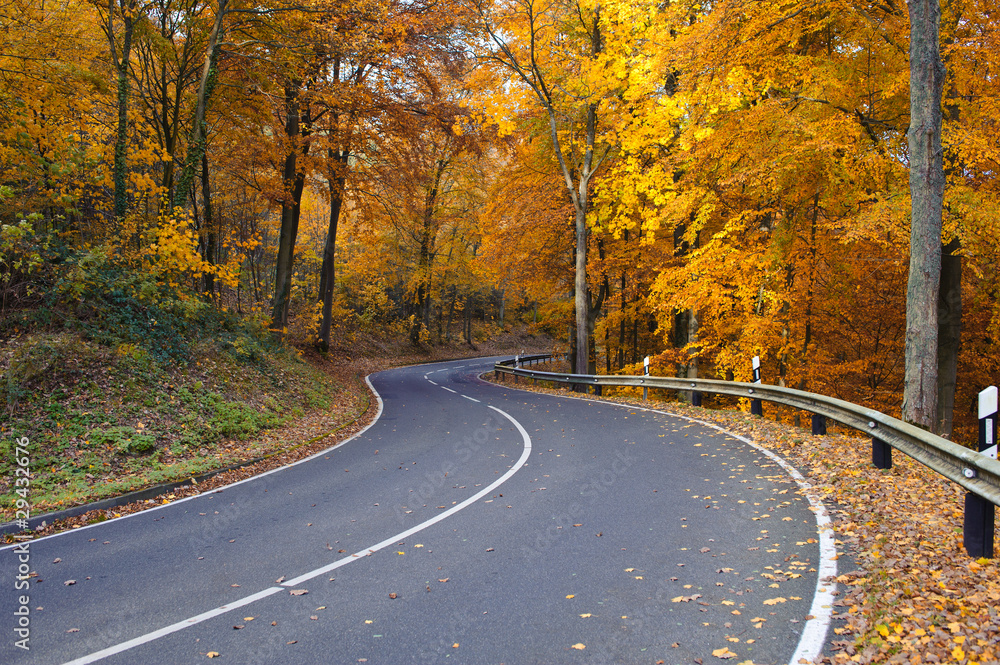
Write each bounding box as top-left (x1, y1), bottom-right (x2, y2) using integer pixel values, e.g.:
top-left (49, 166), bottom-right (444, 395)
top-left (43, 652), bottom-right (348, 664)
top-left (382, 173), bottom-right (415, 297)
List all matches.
top-left (671, 412), bottom-right (837, 665)
top-left (483, 378), bottom-right (837, 665)
top-left (462, 395), bottom-right (481, 403)
top-left (3, 376), bottom-right (383, 551)
top-left (281, 404), bottom-right (531, 587)
top-left (61, 397), bottom-right (531, 664)
top-left (61, 586), bottom-right (285, 665)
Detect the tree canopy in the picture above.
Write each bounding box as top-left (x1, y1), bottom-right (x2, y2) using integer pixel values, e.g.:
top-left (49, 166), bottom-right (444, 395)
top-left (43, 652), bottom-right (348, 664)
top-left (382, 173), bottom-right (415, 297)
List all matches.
top-left (3, 0), bottom-right (999, 439)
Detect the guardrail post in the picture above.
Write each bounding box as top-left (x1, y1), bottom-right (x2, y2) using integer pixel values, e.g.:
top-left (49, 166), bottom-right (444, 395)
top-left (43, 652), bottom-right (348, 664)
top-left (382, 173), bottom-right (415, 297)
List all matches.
top-left (872, 436), bottom-right (892, 469)
top-left (750, 356), bottom-right (763, 416)
top-left (964, 386), bottom-right (997, 558)
top-left (811, 414), bottom-right (827, 435)
top-left (643, 356), bottom-right (650, 401)
top-left (595, 384), bottom-right (602, 396)
top-left (691, 390), bottom-right (702, 407)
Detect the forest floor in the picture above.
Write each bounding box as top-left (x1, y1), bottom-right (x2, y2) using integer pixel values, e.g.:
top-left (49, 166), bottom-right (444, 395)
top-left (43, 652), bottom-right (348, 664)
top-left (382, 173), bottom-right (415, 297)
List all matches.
top-left (486, 363), bottom-right (1000, 665)
top-left (0, 324), bottom-right (550, 536)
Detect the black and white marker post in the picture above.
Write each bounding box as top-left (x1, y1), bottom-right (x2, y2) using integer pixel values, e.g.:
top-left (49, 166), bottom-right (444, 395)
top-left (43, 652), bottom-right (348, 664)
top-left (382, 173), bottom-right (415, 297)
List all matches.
top-left (643, 356), bottom-right (650, 401)
top-left (964, 386), bottom-right (997, 558)
top-left (750, 355), bottom-right (763, 416)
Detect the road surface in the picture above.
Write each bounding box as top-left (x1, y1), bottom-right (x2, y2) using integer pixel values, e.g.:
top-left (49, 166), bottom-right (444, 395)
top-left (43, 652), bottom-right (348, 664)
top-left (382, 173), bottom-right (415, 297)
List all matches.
top-left (2, 356), bottom-right (835, 664)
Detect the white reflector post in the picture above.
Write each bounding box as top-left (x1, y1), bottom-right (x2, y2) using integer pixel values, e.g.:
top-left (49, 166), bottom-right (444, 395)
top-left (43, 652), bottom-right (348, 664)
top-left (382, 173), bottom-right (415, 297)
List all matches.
top-left (980, 386), bottom-right (998, 459)
top-left (752, 356), bottom-right (761, 384)
top-left (966, 386), bottom-right (997, 557)
top-left (643, 356), bottom-right (650, 376)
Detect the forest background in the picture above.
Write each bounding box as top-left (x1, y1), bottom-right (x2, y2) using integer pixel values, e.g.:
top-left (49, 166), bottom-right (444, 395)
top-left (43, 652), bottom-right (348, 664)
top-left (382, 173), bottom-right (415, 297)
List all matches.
top-left (2, 0), bottom-right (1000, 486)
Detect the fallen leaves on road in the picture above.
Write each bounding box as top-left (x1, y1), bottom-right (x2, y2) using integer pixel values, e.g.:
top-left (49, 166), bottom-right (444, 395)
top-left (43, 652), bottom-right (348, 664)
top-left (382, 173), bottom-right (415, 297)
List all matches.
top-left (570, 643), bottom-right (586, 650)
top-left (289, 589), bottom-right (308, 596)
top-left (492, 378), bottom-right (1000, 665)
top-left (711, 646), bottom-right (737, 659)
top-left (672, 594), bottom-right (702, 603)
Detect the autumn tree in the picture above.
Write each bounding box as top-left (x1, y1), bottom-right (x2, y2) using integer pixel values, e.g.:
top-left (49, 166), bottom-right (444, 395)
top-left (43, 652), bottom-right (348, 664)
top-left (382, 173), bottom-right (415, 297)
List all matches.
top-left (94, 0), bottom-right (151, 227)
top-left (471, 0), bottom-right (619, 373)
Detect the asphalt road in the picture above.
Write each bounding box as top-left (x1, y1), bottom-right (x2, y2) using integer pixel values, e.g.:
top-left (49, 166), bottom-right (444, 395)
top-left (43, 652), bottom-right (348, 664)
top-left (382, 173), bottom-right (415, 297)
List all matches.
top-left (2, 357), bottom-right (836, 665)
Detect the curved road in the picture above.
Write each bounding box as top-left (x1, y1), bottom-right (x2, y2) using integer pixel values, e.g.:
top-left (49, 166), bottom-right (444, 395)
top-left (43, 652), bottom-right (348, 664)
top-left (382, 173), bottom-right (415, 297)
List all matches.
top-left (2, 357), bottom-right (835, 664)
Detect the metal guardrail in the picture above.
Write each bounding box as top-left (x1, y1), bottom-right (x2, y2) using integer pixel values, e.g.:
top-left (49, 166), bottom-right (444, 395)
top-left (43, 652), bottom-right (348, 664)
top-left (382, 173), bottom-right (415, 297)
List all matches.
top-left (494, 356), bottom-right (1000, 509)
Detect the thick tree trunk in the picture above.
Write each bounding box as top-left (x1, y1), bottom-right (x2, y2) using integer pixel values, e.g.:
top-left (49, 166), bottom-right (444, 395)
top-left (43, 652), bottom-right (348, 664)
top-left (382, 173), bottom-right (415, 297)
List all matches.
top-left (937, 238), bottom-right (962, 436)
top-left (902, 0), bottom-right (945, 429)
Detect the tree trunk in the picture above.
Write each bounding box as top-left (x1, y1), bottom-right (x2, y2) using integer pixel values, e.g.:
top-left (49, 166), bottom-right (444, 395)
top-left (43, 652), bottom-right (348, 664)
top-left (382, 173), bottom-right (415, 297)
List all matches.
top-left (410, 158), bottom-right (447, 346)
top-left (113, 57), bottom-right (132, 225)
top-left (201, 150), bottom-right (216, 296)
top-left (464, 297), bottom-right (473, 345)
top-left (619, 269), bottom-right (627, 370)
top-left (902, 0), bottom-right (946, 429)
top-left (270, 82), bottom-right (308, 336)
top-left (316, 149), bottom-right (348, 352)
top-left (172, 0), bottom-right (228, 211)
top-left (574, 206), bottom-right (590, 374)
top-left (445, 288), bottom-right (456, 342)
top-left (936, 238), bottom-right (961, 437)
top-left (106, 0), bottom-right (137, 228)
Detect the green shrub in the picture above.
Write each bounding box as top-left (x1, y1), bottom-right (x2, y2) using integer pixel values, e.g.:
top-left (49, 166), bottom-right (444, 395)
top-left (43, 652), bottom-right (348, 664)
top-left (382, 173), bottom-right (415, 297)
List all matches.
top-left (88, 426), bottom-right (156, 456)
